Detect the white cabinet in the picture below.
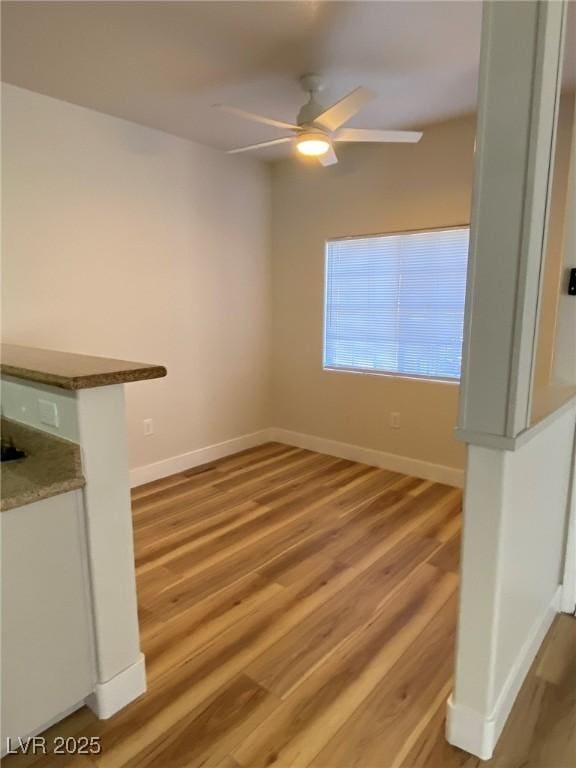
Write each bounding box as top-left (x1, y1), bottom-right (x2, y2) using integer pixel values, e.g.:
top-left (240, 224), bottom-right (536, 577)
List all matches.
top-left (1, 491), bottom-right (95, 740)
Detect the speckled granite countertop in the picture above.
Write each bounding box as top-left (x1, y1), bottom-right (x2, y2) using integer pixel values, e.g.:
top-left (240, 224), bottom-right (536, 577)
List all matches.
top-left (1, 419), bottom-right (85, 512)
top-left (1, 343), bottom-right (166, 390)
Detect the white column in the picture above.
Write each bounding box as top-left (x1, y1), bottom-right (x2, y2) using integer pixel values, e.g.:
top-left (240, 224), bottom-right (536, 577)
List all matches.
top-left (456, 0), bottom-right (566, 443)
top-left (448, 409), bottom-right (575, 758)
top-left (75, 384), bottom-right (146, 718)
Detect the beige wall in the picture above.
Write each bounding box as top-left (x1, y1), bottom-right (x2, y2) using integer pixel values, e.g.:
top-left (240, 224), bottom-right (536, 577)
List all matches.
top-left (534, 92), bottom-right (575, 391)
top-left (552, 94), bottom-right (576, 389)
top-left (270, 115), bottom-right (477, 471)
top-left (1, 84), bottom-right (271, 472)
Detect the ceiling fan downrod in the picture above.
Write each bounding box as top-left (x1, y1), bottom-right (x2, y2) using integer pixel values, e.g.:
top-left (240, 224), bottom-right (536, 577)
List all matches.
top-left (297, 73), bottom-right (326, 126)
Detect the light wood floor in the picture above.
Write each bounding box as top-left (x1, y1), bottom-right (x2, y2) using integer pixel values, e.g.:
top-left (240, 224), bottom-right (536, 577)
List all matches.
top-left (5, 443), bottom-right (575, 767)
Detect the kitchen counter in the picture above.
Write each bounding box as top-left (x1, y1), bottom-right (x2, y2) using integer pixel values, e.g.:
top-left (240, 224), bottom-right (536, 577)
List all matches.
top-left (1, 419), bottom-right (84, 512)
top-left (1, 343), bottom-right (166, 390)
top-left (1, 344), bottom-right (162, 739)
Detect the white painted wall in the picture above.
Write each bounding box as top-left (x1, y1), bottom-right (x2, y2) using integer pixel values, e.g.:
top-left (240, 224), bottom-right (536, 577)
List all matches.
top-left (1, 84), bottom-right (271, 475)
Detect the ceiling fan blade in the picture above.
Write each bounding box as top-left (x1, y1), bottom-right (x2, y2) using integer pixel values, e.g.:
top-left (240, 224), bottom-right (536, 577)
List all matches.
top-left (215, 104), bottom-right (299, 131)
top-left (319, 145), bottom-right (338, 166)
top-left (314, 87), bottom-right (376, 131)
top-left (227, 137), bottom-right (292, 154)
top-left (335, 128), bottom-right (423, 143)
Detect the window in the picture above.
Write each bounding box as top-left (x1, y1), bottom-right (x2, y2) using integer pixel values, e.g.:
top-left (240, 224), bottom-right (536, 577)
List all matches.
top-left (323, 227), bottom-right (469, 381)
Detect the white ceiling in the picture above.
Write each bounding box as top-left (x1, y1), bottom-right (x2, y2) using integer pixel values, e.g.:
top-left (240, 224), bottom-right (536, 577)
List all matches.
top-left (2, 1), bottom-right (483, 158)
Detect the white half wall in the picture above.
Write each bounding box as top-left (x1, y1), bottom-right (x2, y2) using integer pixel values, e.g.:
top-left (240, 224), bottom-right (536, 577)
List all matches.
top-left (448, 400), bottom-right (576, 758)
top-left (1, 84), bottom-right (271, 473)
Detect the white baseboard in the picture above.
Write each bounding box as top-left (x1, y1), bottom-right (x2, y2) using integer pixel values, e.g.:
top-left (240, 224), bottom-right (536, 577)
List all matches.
top-left (560, 582), bottom-right (576, 614)
top-left (560, 477), bottom-right (576, 615)
top-left (86, 653), bottom-right (147, 719)
top-left (446, 697), bottom-right (496, 760)
top-left (130, 430), bottom-right (272, 487)
top-left (446, 586), bottom-right (561, 759)
top-left (130, 426), bottom-right (464, 489)
top-left (269, 428), bottom-right (464, 488)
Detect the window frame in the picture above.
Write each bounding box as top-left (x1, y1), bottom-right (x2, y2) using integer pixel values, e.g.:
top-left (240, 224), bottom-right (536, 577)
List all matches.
top-left (322, 224), bottom-right (470, 384)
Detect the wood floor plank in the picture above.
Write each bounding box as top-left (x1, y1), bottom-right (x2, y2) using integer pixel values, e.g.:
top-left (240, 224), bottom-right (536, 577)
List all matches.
top-left (142, 574), bottom-right (285, 677)
top-left (128, 444), bottom-right (268, 499)
top-left (1, 707), bottom-right (101, 768)
top-left (148, 511), bottom-right (330, 606)
top-left (119, 674), bottom-right (281, 768)
top-left (135, 564), bottom-right (184, 601)
top-left (333, 484), bottom-right (459, 566)
top-left (134, 456), bottom-right (365, 574)
top-left (213, 757), bottom-right (241, 768)
top-left (535, 612), bottom-right (576, 684)
top-left (399, 694), bottom-right (479, 768)
top-left (233, 565), bottom-right (458, 768)
top-left (400, 615), bottom-right (576, 768)
top-left (130, 442), bottom-right (300, 502)
top-left (132, 447), bottom-right (312, 517)
top-left (134, 499), bottom-right (264, 566)
top-left (210, 451), bottom-right (334, 496)
top-left (157, 464), bottom-right (400, 579)
top-left (246, 534), bottom-right (441, 699)
top-left (428, 531), bottom-right (461, 574)
top-left (308, 594), bottom-right (458, 768)
top-left (89, 560), bottom-right (356, 766)
top-left (485, 613), bottom-right (576, 768)
top-left (202, 442), bottom-right (297, 473)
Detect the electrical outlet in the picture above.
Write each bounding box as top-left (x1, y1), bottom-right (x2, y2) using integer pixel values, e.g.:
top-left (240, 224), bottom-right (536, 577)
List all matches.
top-left (38, 399), bottom-right (59, 428)
top-left (143, 418), bottom-right (154, 436)
top-left (389, 412), bottom-right (400, 429)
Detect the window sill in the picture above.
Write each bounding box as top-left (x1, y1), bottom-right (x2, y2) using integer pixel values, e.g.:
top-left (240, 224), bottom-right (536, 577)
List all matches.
top-left (322, 365), bottom-right (461, 386)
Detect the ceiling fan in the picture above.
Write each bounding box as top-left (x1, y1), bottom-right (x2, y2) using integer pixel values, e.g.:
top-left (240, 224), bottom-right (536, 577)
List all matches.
top-left (214, 74), bottom-right (423, 166)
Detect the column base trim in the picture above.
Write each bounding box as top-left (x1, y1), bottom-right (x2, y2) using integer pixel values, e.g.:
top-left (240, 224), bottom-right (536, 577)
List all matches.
top-left (86, 653), bottom-right (146, 720)
top-left (446, 586), bottom-right (561, 759)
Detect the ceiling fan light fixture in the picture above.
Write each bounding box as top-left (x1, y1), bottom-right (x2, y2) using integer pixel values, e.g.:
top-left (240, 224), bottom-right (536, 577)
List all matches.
top-left (217, 81), bottom-right (423, 164)
top-left (295, 130), bottom-right (331, 157)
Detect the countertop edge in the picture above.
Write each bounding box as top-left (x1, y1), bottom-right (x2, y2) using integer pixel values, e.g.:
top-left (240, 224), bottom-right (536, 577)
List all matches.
top-left (0, 363), bottom-right (167, 390)
top-left (1, 477), bottom-right (86, 512)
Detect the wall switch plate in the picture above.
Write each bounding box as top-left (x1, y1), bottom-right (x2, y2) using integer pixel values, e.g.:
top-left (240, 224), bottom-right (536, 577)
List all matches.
top-left (389, 412), bottom-right (400, 429)
top-left (38, 399), bottom-right (59, 428)
top-left (568, 268), bottom-right (576, 296)
top-left (143, 418), bottom-right (154, 436)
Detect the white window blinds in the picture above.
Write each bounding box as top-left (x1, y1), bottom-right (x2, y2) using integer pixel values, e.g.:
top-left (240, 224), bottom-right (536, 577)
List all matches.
top-left (324, 227), bottom-right (469, 381)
